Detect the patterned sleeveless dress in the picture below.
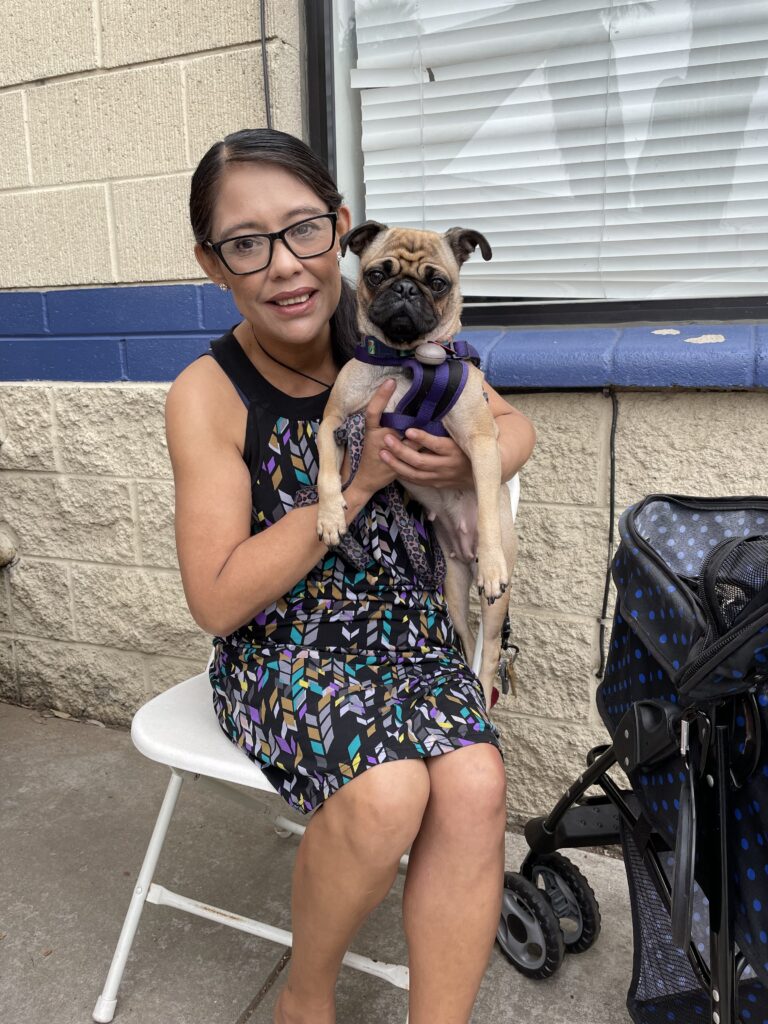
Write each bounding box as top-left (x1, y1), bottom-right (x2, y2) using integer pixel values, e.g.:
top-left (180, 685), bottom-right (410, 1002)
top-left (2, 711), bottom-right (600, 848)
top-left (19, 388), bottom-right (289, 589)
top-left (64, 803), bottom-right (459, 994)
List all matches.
top-left (206, 330), bottom-right (500, 814)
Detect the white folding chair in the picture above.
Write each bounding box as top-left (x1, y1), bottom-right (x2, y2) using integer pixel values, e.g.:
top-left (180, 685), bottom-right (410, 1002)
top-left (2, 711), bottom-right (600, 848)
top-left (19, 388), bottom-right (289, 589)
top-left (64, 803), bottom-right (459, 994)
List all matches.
top-left (93, 476), bottom-right (520, 1024)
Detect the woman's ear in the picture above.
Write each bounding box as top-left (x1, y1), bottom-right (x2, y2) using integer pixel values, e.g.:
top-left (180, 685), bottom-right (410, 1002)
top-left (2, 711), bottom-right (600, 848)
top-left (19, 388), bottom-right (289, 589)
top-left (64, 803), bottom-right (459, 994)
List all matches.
top-left (194, 242), bottom-right (226, 286)
top-left (336, 205), bottom-right (352, 241)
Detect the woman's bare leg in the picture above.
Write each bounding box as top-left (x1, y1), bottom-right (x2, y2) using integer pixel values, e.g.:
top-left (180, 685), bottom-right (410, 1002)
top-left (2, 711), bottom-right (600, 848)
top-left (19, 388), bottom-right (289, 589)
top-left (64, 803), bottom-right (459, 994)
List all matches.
top-left (275, 758), bottom-right (431, 1024)
top-left (402, 743), bottom-right (507, 1024)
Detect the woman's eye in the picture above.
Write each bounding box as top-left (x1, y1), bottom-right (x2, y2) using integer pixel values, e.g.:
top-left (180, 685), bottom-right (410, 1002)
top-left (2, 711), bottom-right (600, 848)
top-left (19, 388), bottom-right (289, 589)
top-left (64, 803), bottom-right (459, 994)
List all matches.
top-left (430, 277), bottom-right (448, 294)
top-left (233, 236), bottom-right (265, 253)
top-left (366, 270), bottom-right (384, 286)
top-left (290, 222), bottom-right (319, 239)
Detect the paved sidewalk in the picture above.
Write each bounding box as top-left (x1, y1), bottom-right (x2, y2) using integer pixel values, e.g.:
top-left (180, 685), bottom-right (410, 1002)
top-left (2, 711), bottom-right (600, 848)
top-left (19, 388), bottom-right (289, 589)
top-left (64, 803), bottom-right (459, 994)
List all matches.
top-left (1, 701), bottom-right (634, 1024)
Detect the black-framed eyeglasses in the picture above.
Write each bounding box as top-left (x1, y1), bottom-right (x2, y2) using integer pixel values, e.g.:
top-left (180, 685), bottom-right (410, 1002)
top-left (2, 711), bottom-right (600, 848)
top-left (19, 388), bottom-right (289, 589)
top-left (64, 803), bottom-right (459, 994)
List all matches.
top-left (206, 212), bottom-right (338, 275)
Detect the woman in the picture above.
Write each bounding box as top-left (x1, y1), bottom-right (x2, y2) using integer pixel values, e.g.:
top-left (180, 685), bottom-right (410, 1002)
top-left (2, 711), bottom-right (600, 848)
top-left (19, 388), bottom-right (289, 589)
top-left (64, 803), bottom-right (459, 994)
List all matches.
top-left (166, 128), bottom-right (536, 1024)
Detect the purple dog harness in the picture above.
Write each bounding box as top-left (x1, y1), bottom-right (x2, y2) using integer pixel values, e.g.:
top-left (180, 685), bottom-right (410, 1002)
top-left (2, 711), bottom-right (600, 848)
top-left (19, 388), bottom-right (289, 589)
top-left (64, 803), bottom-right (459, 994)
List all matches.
top-left (354, 335), bottom-right (480, 436)
top-left (295, 336), bottom-right (481, 587)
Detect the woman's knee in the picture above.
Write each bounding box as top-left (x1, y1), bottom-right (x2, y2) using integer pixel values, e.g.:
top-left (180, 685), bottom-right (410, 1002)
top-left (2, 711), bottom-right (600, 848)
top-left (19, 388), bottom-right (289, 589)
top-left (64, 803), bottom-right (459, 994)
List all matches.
top-left (320, 758), bottom-right (431, 864)
top-left (429, 744), bottom-right (507, 832)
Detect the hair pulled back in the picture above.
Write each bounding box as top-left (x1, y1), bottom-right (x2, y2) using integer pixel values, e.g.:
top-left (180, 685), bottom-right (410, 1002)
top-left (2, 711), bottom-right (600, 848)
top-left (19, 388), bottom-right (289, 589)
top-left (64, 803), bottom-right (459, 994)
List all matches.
top-left (190, 128), bottom-right (357, 364)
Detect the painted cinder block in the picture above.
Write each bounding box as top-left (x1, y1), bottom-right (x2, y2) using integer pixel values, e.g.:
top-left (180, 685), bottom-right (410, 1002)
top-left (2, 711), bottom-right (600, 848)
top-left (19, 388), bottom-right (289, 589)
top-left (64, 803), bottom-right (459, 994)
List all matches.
top-left (484, 328), bottom-right (619, 388)
top-left (511, 504), bottom-right (607, 618)
top-left (100, 0), bottom-right (264, 68)
top-left (0, 475), bottom-right (136, 564)
top-left (136, 480), bottom-right (177, 569)
top-left (184, 43), bottom-right (303, 166)
top-left (184, 45), bottom-right (270, 166)
top-left (0, 338), bottom-right (123, 382)
top-left (8, 560), bottom-right (75, 641)
top-left (14, 637), bottom-right (149, 725)
top-left (0, 0), bottom-right (96, 88)
top-left (111, 174), bottom-right (200, 282)
top-left (124, 336), bottom-right (214, 382)
top-left (0, 385), bottom-right (57, 471)
top-left (27, 65), bottom-right (186, 186)
top-left (70, 564), bottom-right (207, 656)
top-left (0, 293), bottom-right (47, 336)
top-left (613, 324), bottom-right (756, 389)
top-left (0, 638), bottom-right (17, 704)
top-left (614, 391), bottom-right (768, 509)
top-left (509, 392), bottom-right (605, 506)
top-left (46, 285), bottom-right (202, 335)
top-left (0, 92), bottom-right (30, 189)
top-left (0, 187), bottom-right (112, 289)
top-left (53, 385), bottom-right (170, 478)
top-left (201, 284), bottom-right (240, 331)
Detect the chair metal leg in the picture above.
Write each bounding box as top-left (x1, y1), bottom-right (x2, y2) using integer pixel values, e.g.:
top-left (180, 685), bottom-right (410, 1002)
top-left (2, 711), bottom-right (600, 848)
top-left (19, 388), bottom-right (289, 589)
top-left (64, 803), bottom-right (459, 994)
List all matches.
top-left (93, 768), bottom-right (185, 1023)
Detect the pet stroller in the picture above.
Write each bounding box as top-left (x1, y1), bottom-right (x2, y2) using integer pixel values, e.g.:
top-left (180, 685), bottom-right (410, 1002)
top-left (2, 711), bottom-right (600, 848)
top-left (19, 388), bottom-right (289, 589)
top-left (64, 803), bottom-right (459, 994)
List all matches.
top-left (496, 493), bottom-right (768, 1024)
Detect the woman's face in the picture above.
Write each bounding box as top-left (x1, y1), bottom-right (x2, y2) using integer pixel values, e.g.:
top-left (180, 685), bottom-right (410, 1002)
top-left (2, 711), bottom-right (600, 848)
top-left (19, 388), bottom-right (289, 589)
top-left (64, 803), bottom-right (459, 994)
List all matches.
top-left (196, 161), bottom-right (351, 351)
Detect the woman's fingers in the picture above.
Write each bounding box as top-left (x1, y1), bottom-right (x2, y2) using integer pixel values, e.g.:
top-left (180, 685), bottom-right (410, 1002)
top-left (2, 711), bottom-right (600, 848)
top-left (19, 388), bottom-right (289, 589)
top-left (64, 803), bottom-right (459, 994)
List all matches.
top-left (365, 378), bottom-right (397, 431)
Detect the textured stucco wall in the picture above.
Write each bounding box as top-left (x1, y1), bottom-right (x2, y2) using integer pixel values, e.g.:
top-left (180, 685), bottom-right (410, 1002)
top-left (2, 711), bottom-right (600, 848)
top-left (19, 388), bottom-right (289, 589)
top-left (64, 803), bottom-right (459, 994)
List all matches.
top-left (2, 383), bottom-right (767, 822)
top-left (1, 0), bottom-right (303, 289)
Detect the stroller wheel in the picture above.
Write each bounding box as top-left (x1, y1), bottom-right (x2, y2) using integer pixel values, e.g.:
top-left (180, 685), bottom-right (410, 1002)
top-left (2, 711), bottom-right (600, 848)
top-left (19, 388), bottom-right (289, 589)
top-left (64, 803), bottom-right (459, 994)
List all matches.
top-left (496, 872), bottom-right (565, 979)
top-left (526, 852), bottom-right (601, 954)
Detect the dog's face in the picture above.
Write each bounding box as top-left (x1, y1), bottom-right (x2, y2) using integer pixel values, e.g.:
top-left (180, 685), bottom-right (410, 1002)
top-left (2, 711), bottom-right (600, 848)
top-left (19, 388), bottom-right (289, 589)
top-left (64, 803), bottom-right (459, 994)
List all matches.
top-left (340, 223), bottom-right (492, 347)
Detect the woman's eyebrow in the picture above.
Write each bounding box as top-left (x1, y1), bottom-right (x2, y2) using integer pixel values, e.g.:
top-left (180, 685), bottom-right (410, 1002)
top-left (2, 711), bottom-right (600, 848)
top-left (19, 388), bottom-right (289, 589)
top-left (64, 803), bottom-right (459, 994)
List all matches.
top-left (219, 206), bottom-right (327, 239)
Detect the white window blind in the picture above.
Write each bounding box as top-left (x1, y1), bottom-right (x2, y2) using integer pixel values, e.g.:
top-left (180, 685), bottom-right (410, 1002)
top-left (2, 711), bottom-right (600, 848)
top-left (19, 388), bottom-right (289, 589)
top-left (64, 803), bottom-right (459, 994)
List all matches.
top-left (350, 0), bottom-right (768, 300)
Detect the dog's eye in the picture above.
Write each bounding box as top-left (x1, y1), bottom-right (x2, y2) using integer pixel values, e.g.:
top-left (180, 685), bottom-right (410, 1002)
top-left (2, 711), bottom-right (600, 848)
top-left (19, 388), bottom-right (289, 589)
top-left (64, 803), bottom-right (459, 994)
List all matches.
top-left (430, 277), bottom-right (449, 294)
top-left (366, 269), bottom-right (385, 287)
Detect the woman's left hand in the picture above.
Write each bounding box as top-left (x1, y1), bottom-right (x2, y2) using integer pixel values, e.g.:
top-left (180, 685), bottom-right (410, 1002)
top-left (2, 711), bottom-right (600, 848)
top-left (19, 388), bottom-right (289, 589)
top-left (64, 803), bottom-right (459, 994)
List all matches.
top-left (379, 428), bottom-right (474, 490)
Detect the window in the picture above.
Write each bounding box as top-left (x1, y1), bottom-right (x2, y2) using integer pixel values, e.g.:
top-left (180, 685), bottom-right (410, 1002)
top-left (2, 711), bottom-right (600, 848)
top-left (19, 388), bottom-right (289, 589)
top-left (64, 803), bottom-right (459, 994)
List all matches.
top-left (311, 0), bottom-right (768, 322)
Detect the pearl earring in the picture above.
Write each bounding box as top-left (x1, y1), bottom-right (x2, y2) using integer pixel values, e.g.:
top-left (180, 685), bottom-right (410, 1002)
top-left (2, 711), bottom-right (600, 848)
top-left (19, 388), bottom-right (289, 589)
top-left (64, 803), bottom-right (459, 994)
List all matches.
top-left (336, 251), bottom-right (342, 263)
top-left (219, 283), bottom-right (229, 292)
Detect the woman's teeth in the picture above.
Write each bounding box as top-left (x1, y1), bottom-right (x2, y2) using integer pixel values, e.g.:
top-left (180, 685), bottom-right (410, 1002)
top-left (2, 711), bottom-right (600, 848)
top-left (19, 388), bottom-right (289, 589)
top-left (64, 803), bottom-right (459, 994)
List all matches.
top-left (275, 293), bottom-right (311, 306)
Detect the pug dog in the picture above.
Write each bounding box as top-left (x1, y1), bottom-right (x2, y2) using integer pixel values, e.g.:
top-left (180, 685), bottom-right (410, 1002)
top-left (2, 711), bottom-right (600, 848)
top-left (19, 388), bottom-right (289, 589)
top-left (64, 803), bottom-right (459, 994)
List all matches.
top-left (315, 222), bottom-right (517, 707)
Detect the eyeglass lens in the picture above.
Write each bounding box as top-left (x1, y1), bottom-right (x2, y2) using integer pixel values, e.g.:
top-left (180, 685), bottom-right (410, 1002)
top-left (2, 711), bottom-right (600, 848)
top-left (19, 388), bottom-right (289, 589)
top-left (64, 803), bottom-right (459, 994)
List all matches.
top-left (219, 216), bottom-right (335, 273)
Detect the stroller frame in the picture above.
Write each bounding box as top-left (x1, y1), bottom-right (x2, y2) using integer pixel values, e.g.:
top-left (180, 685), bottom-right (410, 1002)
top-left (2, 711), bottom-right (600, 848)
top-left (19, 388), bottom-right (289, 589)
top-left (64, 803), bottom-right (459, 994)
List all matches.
top-left (522, 701), bottom-right (739, 1024)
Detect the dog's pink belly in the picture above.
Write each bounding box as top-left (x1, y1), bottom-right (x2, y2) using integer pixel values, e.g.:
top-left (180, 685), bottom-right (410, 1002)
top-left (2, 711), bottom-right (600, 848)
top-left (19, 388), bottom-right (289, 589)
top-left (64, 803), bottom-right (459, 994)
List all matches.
top-left (416, 488), bottom-right (479, 564)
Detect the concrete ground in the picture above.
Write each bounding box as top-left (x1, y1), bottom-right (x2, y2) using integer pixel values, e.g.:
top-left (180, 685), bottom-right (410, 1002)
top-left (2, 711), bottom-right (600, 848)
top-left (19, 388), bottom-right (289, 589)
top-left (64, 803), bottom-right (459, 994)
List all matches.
top-left (0, 701), bottom-right (635, 1024)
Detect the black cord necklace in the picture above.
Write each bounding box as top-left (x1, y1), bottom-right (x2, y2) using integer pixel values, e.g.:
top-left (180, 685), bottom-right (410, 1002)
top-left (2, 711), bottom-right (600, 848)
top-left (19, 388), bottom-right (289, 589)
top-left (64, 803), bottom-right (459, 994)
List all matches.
top-left (250, 323), bottom-right (333, 391)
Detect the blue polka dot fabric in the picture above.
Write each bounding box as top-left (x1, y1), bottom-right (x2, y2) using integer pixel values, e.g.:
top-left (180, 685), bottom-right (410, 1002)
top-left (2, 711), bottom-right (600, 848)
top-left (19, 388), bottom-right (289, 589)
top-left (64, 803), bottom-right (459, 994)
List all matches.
top-left (597, 495), bottom-right (768, 1006)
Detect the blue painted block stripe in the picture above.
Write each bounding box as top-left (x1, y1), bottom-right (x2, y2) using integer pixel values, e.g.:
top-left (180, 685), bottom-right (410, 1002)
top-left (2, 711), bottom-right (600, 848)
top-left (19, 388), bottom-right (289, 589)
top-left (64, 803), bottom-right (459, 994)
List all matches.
top-left (0, 292), bottom-right (47, 335)
top-left (0, 283), bottom-right (766, 387)
top-left (2, 337), bottom-right (124, 382)
top-left (45, 284), bottom-right (204, 335)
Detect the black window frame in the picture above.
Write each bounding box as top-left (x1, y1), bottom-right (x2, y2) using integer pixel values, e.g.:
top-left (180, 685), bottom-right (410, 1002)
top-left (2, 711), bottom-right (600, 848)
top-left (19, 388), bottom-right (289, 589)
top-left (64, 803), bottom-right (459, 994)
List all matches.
top-left (304, 0), bottom-right (768, 327)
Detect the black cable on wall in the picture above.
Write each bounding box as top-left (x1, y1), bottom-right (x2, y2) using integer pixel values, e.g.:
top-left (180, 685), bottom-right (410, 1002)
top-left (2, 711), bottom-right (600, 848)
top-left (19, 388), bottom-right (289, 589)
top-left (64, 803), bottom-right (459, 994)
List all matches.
top-left (260, 0), bottom-right (273, 129)
top-left (596, 389), bottom-right (619, 680)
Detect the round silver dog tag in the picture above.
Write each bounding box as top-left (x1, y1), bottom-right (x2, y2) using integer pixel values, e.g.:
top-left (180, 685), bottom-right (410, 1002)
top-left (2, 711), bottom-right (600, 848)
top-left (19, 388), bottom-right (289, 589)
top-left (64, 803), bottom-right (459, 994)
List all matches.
top-left (414, 342), bottom-right (447, 365)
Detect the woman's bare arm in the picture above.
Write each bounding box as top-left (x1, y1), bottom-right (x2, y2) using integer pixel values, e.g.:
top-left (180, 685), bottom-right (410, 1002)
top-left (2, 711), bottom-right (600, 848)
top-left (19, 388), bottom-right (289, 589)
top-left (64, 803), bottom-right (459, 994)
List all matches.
top-left (166, 363), bottom-right (398, 636)
top-left (379, 383), bottom-right (536, 488)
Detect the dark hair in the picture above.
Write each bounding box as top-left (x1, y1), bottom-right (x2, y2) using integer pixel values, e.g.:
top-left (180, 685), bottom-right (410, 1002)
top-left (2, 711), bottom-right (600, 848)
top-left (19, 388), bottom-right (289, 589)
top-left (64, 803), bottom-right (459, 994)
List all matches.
top-left (190, 128), bottom-right (357, 365)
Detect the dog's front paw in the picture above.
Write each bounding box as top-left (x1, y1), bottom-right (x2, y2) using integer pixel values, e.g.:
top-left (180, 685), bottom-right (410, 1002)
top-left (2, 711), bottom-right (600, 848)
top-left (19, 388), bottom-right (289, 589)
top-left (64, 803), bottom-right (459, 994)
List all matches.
top-left (316, 496), bottom-right (348, 547)
top-left (476, 552), bottom-right (509, 604)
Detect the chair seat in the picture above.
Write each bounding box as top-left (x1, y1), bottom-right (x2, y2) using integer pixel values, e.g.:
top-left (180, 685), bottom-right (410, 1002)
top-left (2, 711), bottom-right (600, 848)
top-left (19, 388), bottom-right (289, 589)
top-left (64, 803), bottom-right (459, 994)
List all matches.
top-left (131, 672), bottom-right (279, 793)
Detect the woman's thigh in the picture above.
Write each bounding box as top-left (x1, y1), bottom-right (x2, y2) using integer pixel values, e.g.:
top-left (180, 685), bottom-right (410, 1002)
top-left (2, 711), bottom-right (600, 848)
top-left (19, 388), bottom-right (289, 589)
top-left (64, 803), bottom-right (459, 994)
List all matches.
top-left (312, 757), bottom-right (432, 862)
top-left (422, 743), bottom-right (507, 839)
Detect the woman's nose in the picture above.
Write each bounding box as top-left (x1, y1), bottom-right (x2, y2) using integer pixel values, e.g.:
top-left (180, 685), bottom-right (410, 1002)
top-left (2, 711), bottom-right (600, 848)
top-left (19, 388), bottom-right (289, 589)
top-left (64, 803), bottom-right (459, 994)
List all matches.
top-left (269, 237), bottom-right (303, 275)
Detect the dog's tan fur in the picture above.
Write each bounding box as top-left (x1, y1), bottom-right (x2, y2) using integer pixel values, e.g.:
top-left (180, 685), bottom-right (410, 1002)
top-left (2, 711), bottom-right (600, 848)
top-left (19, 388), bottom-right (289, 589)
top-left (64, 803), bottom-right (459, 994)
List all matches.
top-left (315, 223), bottom-right (516, 707)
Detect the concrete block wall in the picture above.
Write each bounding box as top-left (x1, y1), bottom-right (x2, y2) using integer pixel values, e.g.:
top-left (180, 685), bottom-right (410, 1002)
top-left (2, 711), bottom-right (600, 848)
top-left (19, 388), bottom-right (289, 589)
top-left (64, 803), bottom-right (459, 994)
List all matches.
top-left (0, 0), bottom-right (303, 289)
top-left (3, 378), bottom-right (768, 822)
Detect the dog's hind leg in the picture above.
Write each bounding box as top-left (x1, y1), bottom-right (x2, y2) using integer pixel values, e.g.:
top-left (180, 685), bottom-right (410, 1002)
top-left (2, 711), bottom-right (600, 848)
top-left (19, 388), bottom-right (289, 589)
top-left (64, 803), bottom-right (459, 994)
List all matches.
top-left (442, 554), bottom-right (475, 667)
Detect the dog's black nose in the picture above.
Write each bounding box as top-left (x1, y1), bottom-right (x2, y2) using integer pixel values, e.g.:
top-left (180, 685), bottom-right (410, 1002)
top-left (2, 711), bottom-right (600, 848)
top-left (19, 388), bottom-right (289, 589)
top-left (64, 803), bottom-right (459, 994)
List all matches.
top-left (391, 279), bottom-right (421, 301)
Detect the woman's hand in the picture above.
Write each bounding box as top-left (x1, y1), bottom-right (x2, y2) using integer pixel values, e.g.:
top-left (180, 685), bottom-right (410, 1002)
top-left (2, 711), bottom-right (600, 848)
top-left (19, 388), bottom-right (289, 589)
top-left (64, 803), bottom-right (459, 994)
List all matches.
top-left (380, 428), bottom-right (475, 490)
top-left (342, 379), bottom-right (401, 500)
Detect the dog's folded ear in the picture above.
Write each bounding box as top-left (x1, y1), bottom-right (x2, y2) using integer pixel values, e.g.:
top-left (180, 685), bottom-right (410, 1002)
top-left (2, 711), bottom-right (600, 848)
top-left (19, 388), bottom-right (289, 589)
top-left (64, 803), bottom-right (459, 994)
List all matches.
top-left (340, 220), bottom-right (388, 258)
top-left (444, 228), bottom-right (493, 266)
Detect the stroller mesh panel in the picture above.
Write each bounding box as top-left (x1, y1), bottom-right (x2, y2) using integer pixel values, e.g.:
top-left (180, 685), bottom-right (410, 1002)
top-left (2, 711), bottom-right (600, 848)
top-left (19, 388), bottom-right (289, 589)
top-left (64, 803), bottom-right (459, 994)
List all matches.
top-left (621, 820), bottom-right (708, 1022)
top-left (714, 538), bottom-right (768, 631)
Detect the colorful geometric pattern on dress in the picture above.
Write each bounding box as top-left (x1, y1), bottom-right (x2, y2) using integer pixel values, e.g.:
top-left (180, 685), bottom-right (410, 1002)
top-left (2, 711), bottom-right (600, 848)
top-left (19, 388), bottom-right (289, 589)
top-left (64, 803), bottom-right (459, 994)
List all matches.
top-left (210, 387), bottom-right (500, 815)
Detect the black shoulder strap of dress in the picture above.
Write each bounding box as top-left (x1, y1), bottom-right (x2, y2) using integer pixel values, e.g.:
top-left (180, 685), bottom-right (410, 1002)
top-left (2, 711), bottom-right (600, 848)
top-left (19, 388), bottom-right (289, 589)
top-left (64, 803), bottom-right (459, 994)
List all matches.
top-left (208, 331), bottom-right (267, 407)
